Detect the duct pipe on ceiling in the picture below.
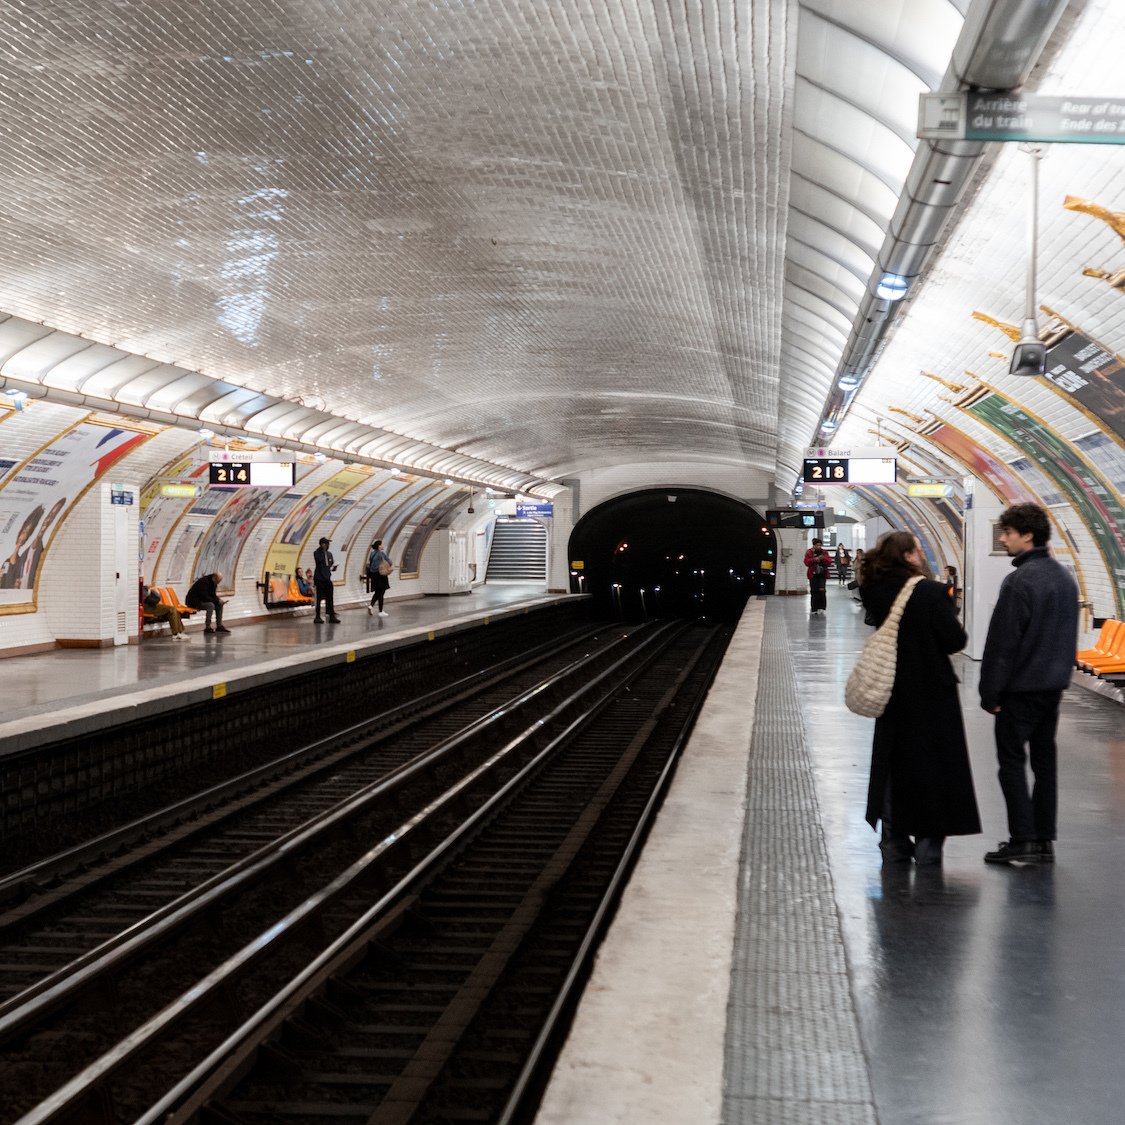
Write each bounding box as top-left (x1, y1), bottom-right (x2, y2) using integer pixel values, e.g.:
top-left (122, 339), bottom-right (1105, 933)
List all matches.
top-left (815, 0), bottom-right (1071, 432)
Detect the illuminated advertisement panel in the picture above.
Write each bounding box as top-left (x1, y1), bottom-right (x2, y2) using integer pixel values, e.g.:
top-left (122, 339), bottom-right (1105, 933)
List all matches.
top-left (967, 392), bottom-right (1125, 617)
top-left (1042, 331), bottom-right (1125, 442)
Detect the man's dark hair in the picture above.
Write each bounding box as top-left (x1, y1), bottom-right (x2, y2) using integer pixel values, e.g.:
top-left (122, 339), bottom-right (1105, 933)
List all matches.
top-left (811, 538), bottom-right (822, 546)
top-left (998, 503), bottom-right (1051, 547)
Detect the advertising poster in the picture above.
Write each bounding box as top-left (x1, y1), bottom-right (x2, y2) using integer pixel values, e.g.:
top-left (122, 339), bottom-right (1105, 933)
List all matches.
top-left (1073, 431), bottom-right (1125, 495)
top-left (852, 486), bottom-right (941, 575)
top-left (0, 420), bottom-right (151, 609)
top-left (1042, 331), bottom-right (1125, 442)
top-left (373, 481), bottom-right (445, 560)
top-left (146, 460), bottom-right (212, 582)
top-left (925, 422), bottom-right (1036, 504)
top-left (194, 487), bottom-right (280, 589)
top-left (399, 489), bottom-right (470, 575)
top-left (264, 466), bottom-right (369, 577)
top-left (967, 392), bottom-right (1125, 617)
top-left (328, 475), bottom-right (415, 578)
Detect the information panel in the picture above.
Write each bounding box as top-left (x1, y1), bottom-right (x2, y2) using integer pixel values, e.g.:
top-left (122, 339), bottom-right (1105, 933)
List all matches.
top-left (802, 457), bottom-right (896, 484)
top-left (209, 461), bottom-right (295, 488)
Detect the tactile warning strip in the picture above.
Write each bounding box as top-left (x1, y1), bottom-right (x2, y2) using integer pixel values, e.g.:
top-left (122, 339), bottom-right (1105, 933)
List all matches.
top-left (723, 607), bottom-right (876, 1124)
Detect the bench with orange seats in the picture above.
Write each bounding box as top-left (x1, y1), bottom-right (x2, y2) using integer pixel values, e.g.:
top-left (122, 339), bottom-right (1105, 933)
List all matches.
top-left (263, 571), bottom-right (314, 608)
top-left (1077, 619), bottom-right (1125, 678)
top-left (141, 586), bottom-right (197, 631)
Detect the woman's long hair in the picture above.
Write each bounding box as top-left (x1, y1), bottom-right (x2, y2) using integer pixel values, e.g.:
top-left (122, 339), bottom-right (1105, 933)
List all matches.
top-left (859, 530), bottom-right (921, 587)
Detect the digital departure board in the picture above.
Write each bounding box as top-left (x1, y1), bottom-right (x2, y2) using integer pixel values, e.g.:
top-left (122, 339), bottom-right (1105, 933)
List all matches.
top-left (802, 457), bottom-right (896, 484)
top-left (208, 461), bottom-right (295, 488)
top-left (766, 508), bottom-right (825, 529)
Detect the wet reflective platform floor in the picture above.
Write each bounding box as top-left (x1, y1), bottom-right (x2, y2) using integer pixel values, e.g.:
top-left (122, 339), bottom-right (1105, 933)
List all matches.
top-left (794, 586), bottom-right (1125, 1125)
top-left (537, 586), bottom-right (1125, 1125)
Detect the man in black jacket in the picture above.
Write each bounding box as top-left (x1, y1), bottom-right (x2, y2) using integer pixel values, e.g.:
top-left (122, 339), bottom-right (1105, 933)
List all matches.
top-left (185, 572), bottom-right (229, 634)
top-left (980, 504), bottom-right (1078, 865)
top-left (313, 537), bottom-right (341, 624)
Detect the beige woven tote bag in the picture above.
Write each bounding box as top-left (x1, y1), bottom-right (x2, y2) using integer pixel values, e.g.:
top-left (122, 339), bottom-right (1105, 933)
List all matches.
top-left (844, 576), bottom-right (923, 718)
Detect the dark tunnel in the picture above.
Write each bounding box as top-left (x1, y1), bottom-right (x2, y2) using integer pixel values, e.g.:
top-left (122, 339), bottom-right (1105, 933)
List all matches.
top-left (567, 489), bottom-right (777, 623)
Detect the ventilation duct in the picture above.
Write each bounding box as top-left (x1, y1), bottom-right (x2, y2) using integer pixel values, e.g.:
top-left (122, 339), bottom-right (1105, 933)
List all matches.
top-left (815, 0), bottom-right (1071, 435)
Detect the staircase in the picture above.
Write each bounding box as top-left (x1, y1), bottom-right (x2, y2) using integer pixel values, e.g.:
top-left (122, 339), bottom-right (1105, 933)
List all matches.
top-left (486, 517), bottom-right (548, 582)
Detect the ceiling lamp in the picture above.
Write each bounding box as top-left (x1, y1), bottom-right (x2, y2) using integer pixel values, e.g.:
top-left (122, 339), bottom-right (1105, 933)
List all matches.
top-left (839, 374), bottom-right (860, 389)
top-left (875, 273), bottom-right (910, 301)
top-left (820, 419), bottom-right (837, 432)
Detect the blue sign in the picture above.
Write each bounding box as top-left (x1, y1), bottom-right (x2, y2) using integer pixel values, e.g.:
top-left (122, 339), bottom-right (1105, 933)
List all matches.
top-left (516, 503), bottom-right (553, 519)
top-left (110, 491), bottom-right (134, 505)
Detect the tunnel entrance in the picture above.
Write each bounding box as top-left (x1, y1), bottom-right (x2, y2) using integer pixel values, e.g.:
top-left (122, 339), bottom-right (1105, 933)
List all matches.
top-left (568, 489), bottom-right (776, 622)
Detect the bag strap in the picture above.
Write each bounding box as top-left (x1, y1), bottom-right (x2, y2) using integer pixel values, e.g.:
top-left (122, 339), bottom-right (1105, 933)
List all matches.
top-left (880, 575), bottom-right (923, 635)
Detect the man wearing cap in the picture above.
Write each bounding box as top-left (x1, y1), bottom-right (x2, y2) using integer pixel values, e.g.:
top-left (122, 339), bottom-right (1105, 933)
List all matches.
top-left (312, 537), bottom-right (341, 623)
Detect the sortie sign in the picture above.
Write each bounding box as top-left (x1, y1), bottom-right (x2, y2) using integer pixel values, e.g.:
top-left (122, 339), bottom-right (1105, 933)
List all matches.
top-left (918, 93), bottom-right (1125, 144)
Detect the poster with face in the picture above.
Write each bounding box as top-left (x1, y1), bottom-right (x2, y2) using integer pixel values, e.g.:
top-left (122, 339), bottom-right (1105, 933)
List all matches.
top-left (0, 420), bottom-right (151, 609)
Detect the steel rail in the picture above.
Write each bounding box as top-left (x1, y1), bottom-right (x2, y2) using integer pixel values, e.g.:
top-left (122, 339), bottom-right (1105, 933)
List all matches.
top-left (0, 622), bottom-right (606, 918)
top-left (0, 625), bottom-right (643, 1049)
top-left (16, 622), bottom-right (689, 1125)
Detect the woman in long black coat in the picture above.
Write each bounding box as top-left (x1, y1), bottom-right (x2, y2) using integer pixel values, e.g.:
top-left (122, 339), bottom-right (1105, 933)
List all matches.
top-left (859, 531), bottom-right (981, 865)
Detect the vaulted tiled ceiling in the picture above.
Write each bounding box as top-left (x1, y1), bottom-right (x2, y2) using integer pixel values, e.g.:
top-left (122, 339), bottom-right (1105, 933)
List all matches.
top-left (0, 0), bottom-right (1087, 497)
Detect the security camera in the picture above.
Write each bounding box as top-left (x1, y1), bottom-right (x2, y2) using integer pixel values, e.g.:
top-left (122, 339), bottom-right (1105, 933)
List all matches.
top-left (467, 506), bottom-right (475, 514)
top-left (1009, 340), bottom-right (1046, 377)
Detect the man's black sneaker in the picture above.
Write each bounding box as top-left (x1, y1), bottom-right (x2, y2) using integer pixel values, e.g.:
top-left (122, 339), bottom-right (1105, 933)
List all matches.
top-left (328, 616), bottom-right (342, 623)
top-left (313, 617), bottom-right (324, 623)
top-left (984, 840), bottom-right (1051, 865)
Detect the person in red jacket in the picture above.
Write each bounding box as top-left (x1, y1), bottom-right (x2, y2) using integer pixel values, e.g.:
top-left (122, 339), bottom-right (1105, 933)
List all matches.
top-left (803, 538), bottom-right (830, 615)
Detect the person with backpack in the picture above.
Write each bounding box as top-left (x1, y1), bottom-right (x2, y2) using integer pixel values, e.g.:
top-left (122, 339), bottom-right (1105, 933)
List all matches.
top-left (803, 538), bottom-right (830, 615)
top-left (366, 539), bottom-right (393, 617)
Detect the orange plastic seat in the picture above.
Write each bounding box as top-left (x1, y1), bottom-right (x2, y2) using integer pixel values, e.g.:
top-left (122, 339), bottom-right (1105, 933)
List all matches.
top-left (287, 578), bottom-right (313, 604)
top-left (1081, 621), bottom-right (1124, 670)
top-left (1077, 619), bottom-right (1119, 662)
top-left (159, 586), bottom-right (195, 617)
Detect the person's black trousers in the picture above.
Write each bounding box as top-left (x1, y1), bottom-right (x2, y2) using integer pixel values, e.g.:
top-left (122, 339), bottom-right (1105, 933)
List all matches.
top-left (809, 578), bottom-right (827, 612)
top-left (995, 690), bottom-right (1062, 841)
top-left (314, 580), bottom-right (336, 619)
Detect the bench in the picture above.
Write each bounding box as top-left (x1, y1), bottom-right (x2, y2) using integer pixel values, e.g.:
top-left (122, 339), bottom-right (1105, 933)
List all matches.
top-left (1077, 619), bottom-right (1125, 679)
top-left (263, 572), bottom-right (314, 609)
top-left (141, 586), bottom-right (196, 632)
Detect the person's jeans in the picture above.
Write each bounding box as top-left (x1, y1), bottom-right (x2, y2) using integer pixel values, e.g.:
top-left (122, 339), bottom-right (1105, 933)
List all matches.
top-left (995, 690), bottom-right (1062, 841)
top-left (809, 578), bottom-right (827, 612)
top-left (197, 599), bottom-right (223, 629)
top-left (315, 580), bottom-right (336, 619)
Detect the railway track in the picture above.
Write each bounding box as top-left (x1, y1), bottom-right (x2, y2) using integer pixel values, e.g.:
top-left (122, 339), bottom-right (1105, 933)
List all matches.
top-left (3, 619), bottom-right (730, 1125)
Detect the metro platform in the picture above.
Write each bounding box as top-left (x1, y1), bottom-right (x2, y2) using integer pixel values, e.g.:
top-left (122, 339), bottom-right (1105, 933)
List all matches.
top-left (537, 585), bottom-right (1125, 1125)
top-left (0, 583), bottom-right (565, 754)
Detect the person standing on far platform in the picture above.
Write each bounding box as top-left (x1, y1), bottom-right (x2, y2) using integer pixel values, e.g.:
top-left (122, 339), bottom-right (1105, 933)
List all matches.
top-left (366, 539), bottom-right (393, 617)
top-left (859, 531), bottom-right (980, 865)
top-left (313, 537), bottom-right (341, 624)
top-left (803, 538), bottom-right (829, 615)
top-left (835, 544), bottom-right (851, 585)
top-left (185, 572), bottom-right (229, 634)
top-left (943, 565), bottom-right (961, 613)
top-left (980, 504), bottom-right (1078, 866)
